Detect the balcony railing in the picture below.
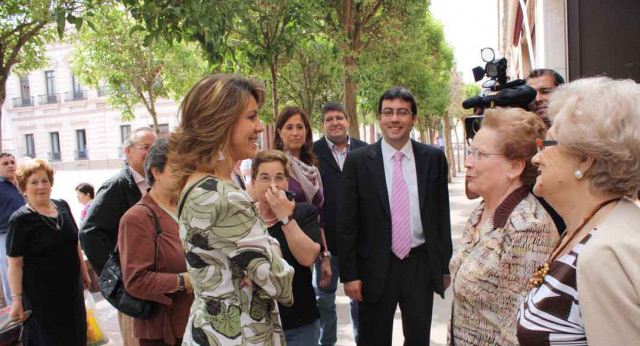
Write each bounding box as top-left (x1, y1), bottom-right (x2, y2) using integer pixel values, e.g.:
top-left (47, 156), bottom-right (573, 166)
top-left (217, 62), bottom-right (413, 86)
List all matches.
top-left (75, 149), bottom-right (89, 160)
top-left (48, 152), bottom-right (61, 161)
top-left (64, 90), bottom-right (88, 102)
top-left (38, 94), bottom-right (60, 105)
top-left (24, 152), bottom-right (35, 159)
top-left (12, 97), bottom-right (34, 108)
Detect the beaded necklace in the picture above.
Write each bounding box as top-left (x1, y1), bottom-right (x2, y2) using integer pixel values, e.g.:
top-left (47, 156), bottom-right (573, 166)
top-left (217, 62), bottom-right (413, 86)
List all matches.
top-left (530, 197), bottom-right (619, 286)
top-left (28, 202), bottom-right (63, 231)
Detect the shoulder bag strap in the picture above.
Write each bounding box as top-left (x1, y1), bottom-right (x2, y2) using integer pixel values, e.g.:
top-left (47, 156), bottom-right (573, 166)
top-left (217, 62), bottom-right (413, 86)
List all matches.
top-left (178, 175), bottom-right (214, 218)
top-left (137, 203), bottom-right (162, 271)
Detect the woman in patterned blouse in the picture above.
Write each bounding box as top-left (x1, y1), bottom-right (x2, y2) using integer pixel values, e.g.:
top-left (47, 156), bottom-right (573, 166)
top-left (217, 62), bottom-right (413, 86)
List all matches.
top-left (517, 77), bottom-right (640, 345)
top-left (168, 74), bottom-right (295, 346)
top-left (448, 108), bottom-right (558, 345)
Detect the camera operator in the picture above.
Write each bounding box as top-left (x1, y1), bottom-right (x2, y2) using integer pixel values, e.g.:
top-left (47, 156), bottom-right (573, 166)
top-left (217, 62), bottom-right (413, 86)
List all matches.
top-left (526, 69), bottom-right (565, 124)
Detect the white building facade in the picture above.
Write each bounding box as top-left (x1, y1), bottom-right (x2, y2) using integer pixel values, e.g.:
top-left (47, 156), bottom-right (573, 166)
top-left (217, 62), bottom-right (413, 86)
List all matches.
top-left (2, 43), bottom-right (181, 170)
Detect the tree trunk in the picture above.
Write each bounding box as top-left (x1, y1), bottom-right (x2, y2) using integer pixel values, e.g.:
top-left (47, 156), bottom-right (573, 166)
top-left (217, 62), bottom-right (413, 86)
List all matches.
top-left (369, 123), bottom-right (375, 143)
top-left (266, 55), bottom-right (280, 149)
top-left (428, 127), bottom-right (436, 146)
top-left (0, 81), bottom-right (5, 152)
top-left (452, 119), bottom-right (461, 172)
top-left (343, 55), bottom-right (360, 139)
top-left (443, 112), bottom-right (455, 182)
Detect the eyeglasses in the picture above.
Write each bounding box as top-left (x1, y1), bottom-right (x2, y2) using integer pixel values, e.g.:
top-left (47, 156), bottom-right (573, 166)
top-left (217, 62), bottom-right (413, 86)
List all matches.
top-left (380, 108), bottom-right (412, 117)
top-left (256, 174), bottom-right (287, 185)
top-left (466, 147), bottom-right (503, 162)
top-left (536, 139), bottom-right (558, 153)
top-left (133, 145), bottom-right (151, 151)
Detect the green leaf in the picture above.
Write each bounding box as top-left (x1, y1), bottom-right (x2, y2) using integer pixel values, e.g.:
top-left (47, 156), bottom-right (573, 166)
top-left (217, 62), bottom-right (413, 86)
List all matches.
top-left (56, 7), bottom-right (66, 39)
top-left (129, 25), bottom-right (146, 37)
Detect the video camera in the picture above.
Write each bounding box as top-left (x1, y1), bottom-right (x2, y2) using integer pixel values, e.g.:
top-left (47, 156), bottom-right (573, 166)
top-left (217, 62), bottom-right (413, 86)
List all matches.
top-left (463, 48), bottom-right (537, 141)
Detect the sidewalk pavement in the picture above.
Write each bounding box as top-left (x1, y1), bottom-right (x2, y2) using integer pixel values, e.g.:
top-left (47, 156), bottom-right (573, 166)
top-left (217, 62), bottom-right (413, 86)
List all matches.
top-left (58, 170), bottom-right (475, 346)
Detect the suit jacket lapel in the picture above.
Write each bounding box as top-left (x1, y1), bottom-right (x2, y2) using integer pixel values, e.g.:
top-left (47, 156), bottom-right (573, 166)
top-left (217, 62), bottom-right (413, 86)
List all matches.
top-left (366, 141), bottom-right (391, 217)
top-left (412, 140), bottom-right (428, 212)
top-left (317, 137), bottom-right (341, 172)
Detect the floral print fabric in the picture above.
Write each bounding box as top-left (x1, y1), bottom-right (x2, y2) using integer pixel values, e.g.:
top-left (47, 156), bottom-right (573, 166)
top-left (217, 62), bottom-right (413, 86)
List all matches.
top-left (179, 176), bottom-right (294, 346)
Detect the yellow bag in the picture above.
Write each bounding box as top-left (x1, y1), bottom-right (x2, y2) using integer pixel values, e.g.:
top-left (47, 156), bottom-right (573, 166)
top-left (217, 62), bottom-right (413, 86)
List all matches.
top-left (85, 290), bottom-right (108, 346)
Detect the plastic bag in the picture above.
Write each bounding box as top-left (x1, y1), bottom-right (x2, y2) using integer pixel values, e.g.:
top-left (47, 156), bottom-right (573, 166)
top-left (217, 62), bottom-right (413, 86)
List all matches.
top-left (85, 290), bottom-right (108, 346)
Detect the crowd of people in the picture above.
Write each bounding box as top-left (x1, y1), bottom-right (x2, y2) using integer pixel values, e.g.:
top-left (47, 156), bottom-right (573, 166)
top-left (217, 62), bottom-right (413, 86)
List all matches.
top-left (0, 69), bottom-right (639, 346)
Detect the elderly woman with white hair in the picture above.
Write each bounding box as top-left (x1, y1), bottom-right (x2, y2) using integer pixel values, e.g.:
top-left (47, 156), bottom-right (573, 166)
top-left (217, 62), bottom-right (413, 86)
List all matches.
top-left (517, 77), bottom-right (640, 345)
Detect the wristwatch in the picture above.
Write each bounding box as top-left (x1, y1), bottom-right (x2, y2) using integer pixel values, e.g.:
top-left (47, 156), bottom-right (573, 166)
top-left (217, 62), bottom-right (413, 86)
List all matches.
top-left (279, 214), bottom-right (294, 226)
top-left (178, 273), bottom-right (186, 291)
top-left (321, 251), bottom-right (332, 259)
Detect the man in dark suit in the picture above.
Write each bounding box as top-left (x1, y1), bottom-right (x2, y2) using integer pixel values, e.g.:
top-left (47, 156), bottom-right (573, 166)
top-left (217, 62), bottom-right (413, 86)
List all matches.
top-left (338, 87), bottom-right (452, 345)
top-left (313, 102), bottom-right (368, 346)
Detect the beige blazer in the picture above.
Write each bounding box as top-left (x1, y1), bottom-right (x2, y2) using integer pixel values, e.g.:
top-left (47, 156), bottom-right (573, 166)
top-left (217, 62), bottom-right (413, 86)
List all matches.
top-left (578, 198), bottom-right (640, 345)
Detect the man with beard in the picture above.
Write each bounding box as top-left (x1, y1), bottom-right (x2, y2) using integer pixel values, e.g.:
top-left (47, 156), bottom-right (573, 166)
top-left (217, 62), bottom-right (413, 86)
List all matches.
top-left (526, 69), bottom-right (565, 125)
top-left (313, 102), bottom-right (367, 345)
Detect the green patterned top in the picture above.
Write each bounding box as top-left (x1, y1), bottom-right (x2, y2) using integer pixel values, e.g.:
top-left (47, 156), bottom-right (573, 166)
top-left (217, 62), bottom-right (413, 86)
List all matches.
top-left (179, 176), bottom-right (295, 346)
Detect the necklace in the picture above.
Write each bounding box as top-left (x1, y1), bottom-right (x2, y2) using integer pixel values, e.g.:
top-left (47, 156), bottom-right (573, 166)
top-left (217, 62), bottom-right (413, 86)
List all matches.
top-left (28, 202), bottom-right (63, 231)
top-left (529, 197), bottom-right (620, 287)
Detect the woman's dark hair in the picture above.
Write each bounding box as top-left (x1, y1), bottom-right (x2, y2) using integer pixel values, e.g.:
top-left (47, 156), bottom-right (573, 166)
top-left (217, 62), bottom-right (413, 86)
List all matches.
top-left (74, 182), bottom-right (95, 199)
top-left (145, 137), bottom-right (170, 186)
top-left (274, 106), bottom-right (317, 166)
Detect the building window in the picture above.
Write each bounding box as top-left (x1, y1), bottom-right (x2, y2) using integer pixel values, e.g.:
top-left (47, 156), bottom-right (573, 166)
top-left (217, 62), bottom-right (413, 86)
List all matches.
top-left (76, 129), bottom-right (88, 160)
top-left (120, 125), bottom-right (131, 144)
top-left (68, 75), bottom-right (86, 101)
top-left (42, 70), bottom-right (58, 104)
top-left (151, 123), bottom-right (170, 137)
top-left (49, 132), bottom-right (61, 161)
top-left (20, 76), bottom-right (32, 105)
top-left (25, 134), bottom-right (35, 158)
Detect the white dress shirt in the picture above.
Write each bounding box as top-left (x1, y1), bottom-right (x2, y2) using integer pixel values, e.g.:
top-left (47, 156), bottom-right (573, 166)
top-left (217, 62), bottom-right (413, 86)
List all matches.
top-left (326, 136), bottom-right (351, 171)
top-left (130, 167), bottom-right (150, 196)
top-left (381, 139), bottom-right (425, 248)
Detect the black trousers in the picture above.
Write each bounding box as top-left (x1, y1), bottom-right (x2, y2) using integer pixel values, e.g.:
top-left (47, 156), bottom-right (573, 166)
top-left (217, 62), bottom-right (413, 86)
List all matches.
top-left (357, 246), bottom-right (434, 346)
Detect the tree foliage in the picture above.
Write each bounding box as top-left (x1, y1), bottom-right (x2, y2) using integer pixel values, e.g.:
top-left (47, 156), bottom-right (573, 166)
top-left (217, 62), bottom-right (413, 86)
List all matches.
top-left (71, 4), bottom-right (208, 129)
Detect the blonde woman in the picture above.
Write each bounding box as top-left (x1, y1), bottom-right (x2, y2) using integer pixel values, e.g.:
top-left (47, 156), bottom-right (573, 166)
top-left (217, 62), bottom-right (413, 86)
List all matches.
top-left (168, 74), bottom-right (294, 345)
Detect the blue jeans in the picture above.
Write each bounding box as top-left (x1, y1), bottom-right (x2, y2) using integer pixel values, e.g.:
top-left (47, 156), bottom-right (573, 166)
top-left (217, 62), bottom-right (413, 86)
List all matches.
top-left (314, 256), bottom-right (359, 346)
top-left (0, 234), bottom-right (11, 306)
top-left (284, 319), bottom-right (320, 346)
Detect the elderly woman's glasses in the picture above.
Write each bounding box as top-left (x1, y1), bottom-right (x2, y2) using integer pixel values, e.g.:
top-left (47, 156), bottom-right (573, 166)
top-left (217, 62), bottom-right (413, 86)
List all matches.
top-left (466, 147), bottom-right (503, 162)
top-left (536, 139), bottom-right (558, 153)
top-left (256, 174), bottom-right (287, 185)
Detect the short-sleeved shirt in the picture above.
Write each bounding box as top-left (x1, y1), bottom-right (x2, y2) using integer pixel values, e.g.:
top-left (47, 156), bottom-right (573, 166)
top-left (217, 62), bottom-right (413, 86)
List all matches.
top-left (0, 177), bottom-right (25, 234)
top-left (268, 203), bottom-right (321, 330)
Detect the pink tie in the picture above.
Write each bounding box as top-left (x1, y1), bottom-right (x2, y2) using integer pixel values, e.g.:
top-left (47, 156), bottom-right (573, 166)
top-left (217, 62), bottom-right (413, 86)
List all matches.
top-left (391, 151), bottom-right (411, 259)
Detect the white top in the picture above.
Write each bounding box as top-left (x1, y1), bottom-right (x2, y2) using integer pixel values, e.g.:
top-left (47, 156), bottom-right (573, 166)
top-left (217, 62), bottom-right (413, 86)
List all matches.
top-left (326, 136), bottom-right (351, 171)
top-left (381, 139), bottom-right (424, 247)
top-left (130, 167), bottom-right (150, 196)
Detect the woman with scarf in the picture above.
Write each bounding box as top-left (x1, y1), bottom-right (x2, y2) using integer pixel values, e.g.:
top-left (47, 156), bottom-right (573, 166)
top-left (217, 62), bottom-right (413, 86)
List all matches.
top-left (274, 106), bottom-right (332, 287)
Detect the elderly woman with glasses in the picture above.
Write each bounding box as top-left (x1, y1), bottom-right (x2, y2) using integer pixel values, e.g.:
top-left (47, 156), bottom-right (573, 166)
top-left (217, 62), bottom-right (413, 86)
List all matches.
top-left (517, 77), bottom-right (640, 345)
top-left (448, 108), bottom-right (559, 345)
top-left (249, 150), bottom-right (322, 345)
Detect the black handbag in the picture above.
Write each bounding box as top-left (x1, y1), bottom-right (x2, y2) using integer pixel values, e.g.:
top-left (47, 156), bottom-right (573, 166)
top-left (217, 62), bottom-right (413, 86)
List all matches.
top-left (98, 203), bottom-right (162, 319)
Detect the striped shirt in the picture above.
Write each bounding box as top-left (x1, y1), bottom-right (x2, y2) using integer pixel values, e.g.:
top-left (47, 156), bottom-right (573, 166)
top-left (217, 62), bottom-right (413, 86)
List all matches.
top-left (517, 231), bottom-right (594, 345)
